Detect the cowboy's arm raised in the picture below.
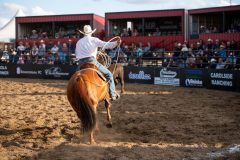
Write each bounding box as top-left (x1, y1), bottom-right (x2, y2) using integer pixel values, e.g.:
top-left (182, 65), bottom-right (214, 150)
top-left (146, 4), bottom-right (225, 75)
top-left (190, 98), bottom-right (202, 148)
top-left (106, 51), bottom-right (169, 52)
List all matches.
top-left (94, 37), bottom-right (118, 49)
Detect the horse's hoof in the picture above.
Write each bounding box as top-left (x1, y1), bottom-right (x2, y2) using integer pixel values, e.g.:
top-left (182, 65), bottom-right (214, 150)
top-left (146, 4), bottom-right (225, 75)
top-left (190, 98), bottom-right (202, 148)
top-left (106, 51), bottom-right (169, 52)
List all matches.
top-left (106, 123), bottom-right (112, 128)
top-left (89, 140), bottom-right (96, 145)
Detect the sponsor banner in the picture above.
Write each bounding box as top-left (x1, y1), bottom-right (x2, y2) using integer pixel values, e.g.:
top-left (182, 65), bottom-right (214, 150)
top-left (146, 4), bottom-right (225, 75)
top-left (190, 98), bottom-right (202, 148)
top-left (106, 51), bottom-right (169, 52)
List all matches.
top-left (181, 69), bottom-right (204, 87)
top-left (206, 69), bottom-right (236, 91)
top-left (154, 67), bottom-right (180, 86)
top-left (15, 64), bottom-right (43, 78)
top-left (0, 64), bottom-right (78, 79)
top-left (42, 65), bottom-right (77, 79)
top-left (124, 66), bottom-right (154, 84)
top-left (0, 64), bottom-right (10, 76)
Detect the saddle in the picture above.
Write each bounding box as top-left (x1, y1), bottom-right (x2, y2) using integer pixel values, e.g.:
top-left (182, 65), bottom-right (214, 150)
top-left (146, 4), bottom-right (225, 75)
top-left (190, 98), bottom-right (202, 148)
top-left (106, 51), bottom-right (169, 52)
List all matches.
top-left (79, 63), bottom-right (106, 81)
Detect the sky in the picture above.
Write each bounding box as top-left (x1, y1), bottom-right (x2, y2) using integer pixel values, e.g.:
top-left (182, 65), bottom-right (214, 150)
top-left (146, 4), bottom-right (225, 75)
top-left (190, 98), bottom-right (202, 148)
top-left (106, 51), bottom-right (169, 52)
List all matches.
top-left (0, 0), bottom-right (240, 28)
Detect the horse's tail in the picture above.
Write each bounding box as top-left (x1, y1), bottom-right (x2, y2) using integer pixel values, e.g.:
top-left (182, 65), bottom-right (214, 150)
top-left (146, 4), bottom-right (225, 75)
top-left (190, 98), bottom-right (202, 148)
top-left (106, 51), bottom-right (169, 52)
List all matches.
top-left (72, 75), bottom-right (96, 133)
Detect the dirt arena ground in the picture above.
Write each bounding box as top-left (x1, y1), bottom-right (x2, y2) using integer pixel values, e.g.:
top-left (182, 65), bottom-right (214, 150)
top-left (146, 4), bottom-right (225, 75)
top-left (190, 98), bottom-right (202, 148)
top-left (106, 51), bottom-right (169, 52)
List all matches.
top-left (0, 78), bottom-right (240, 160)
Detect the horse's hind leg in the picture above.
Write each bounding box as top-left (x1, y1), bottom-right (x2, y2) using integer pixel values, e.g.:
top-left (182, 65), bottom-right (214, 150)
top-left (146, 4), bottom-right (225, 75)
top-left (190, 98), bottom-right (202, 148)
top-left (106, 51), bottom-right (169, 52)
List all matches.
top-left (88, 105), bottom-right (97, 145)
top-left (105, 100), bottom-right (112, 128)
top-left (89, 130), bottom-right (96, 145)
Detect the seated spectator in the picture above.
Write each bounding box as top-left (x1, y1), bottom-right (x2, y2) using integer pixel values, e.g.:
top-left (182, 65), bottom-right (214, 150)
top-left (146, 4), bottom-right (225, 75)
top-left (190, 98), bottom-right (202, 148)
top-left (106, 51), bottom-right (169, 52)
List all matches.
top-left (226, 41), bottom-right (232, 51)
top-left (67, 39), bottom-right (74, 54)
top-left (17, 41), bottom-right (25, 55)
top-left (62, 43), bottom-right (70, 63)
top-left (50, 44), bottom-right (59, 55)
top-left (143, 42), bottom-right (154, 57)
top-left (9, 49), bottom-right (18, 64)
top-left (225, 52), bottom-right (237, 69)
top-left (212, 27), bottom-right (218, 33)
top-left (213, 39), bottom-right (220, 51)
top-left (31, 44), bottom-right (39, 60)
top-left (132, 29), bottom-right (139, 36)
top-left (118, 51), bottom-right (127, 63)
top-left (153, 27), bottom-right (161, 36)
top-left (218, 45), bottom-right (227, 61)
top-left (1, 49), bottom-right (10, 63)
top-left (120, 28), bottom-right (127, 37)
top-left (25, 53), bottom-right (32, 64)
top-left (207, 38), bottom-right (214, 51)
top-left (38, 40), bottom-right (46, 59)
top-left (17, 56), bottom-right (25, 64)
top-left (172, 43), bottom-right (182, 66)
top-left (57, 41), bottom-right (63, 52)
top-left (206, 38), bottom-right (214, 60)
top-left (199, 39), bottom-right (206, 50)
top-left (30, 30), bottom-right (39, 39)
top-left (172, 43), bottom-right (182, 61)
top-left (205, 28), bottom-right (210, 34)
top-left (181, 44), bottom-right (189, 67)
top-left (46, 41), bottom-right (53, 52)
top-left (136, 43), bottom-right (144, 57)
top-left (186, 54), bottom-right (196, 68)
top-left (40, 31), bottom-right (48, 39)
top-left (25, 42), bottom-right (31, 54)
top-left (209, 58), bottom-right (217, 69)
top-left (54, 56), bottom-right (61, 65)
top-left (58, 27), bottom-right (66, 38)
top-left (58, 51), bottom-right (66, 64)
top-left (231, 40), bottom-right (238, 50)
top-left (216, 58), bottom-right (226, 69)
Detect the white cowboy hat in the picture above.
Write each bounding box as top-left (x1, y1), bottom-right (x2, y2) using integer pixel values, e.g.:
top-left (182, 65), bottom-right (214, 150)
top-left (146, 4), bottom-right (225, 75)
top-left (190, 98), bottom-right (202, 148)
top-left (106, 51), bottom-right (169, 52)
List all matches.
top-left (79, 25), bottom-right (96, 36)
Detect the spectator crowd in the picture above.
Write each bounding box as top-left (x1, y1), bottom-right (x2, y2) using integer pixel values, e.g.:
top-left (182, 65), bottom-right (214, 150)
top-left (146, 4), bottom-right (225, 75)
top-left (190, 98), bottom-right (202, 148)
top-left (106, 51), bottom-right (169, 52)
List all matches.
top-left (0, 38), bottom-right (240, 70)
top-left (106, 38), bottom-right (240, 69)
top-left (167, 39), bottom-right (240, 69)
top-left (0, 39), bottom-right (75, 65)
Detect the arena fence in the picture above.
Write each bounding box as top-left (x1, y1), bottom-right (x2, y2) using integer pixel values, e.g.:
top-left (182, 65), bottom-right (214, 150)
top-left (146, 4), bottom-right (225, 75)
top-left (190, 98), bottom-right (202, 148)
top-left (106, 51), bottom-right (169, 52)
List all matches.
top-left (125, 66), bottom-right (239, 92)
top-left (0, 63), bottom-right (240, 92)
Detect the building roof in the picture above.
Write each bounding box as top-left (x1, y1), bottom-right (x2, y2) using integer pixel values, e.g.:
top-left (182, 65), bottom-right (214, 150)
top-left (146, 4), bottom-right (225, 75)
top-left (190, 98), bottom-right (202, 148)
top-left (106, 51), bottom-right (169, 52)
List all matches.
top-left (16, 13), bottom-right (104, 23)
top-left (105, 9), bottom-right (185, 19)
top-left (188, 5), bottom-right (240, 14)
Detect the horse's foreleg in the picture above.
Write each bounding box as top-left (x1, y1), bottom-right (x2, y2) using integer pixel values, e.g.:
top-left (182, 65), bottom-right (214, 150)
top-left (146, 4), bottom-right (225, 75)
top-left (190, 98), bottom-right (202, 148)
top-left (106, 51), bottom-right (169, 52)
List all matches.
top-left (120, 74), bottom-right (125, 94)
top-left (105, 100), bottom-right (112, 128)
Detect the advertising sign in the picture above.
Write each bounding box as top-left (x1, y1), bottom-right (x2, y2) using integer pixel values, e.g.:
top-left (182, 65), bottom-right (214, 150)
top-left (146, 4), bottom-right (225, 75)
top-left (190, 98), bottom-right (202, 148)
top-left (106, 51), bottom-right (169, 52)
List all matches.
top-left (181, 69), bottom-right (204, 87)
top-left (42, 65), bottom-right (77, 79)
top-left (154, 67), bottom-right (180, 86)
top-left (0, 65), bottom-right (10, 76)
top-left (207, 69), bottom-right (236, 91)
top-left (124, 66), bottom-right (154, 84)
top-left (15, 64), bottom-right (43, 78)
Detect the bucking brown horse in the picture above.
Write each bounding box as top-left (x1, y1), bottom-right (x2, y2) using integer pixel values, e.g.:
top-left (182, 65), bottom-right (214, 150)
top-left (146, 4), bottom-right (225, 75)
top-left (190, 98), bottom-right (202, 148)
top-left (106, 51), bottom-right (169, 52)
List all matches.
top-left (67, 63), bottom-right (113, 144)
